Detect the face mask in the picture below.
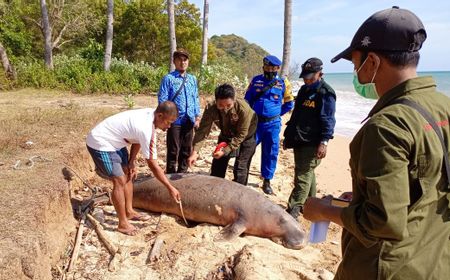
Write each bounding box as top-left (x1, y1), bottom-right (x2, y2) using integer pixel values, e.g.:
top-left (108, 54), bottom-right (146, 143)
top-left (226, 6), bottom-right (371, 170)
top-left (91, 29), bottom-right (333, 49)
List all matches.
top-left (352, 57), bottom-right (379, 99)
top-left (264, 71), bottom-right (277, 80)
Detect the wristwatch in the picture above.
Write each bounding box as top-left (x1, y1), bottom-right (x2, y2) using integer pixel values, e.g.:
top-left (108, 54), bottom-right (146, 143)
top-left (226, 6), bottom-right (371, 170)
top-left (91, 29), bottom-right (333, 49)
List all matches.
top-left (320, 140), bottom-right (328, 146)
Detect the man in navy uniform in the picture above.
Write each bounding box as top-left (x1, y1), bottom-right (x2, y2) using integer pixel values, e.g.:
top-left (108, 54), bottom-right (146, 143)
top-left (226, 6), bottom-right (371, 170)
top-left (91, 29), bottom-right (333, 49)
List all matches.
top-left (245, 55), bottom-right (294, 194)
top-left (283, 57), bottom-right (336, 218)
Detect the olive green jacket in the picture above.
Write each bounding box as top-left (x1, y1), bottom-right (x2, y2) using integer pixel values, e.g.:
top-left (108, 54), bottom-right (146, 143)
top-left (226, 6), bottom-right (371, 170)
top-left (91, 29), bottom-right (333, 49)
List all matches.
top-left (192, 98), bottom-right (257, 155)
top-left (337, 77), bottom-right (450, 280)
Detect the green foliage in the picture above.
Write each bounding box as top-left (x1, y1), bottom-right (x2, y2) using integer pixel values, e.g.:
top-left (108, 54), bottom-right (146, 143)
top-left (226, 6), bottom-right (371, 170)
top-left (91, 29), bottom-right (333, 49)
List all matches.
top-left (210, 34), bottom-right (269, 79)
top-left (0, 0), bottom-right (264, 96)
top-left (80, 39), bottom-right (104, 61)
top-left (14, 55), bottom-right (167, 94)
top-left (196, 63), bottom-right (248, 96)
top-left (123, 94), bottom-right (136, 109)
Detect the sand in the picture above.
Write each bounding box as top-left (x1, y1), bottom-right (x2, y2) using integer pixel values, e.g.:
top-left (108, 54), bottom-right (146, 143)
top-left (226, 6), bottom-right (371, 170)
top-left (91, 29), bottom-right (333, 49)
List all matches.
top-left (68, 112), bottom-right (353, 280)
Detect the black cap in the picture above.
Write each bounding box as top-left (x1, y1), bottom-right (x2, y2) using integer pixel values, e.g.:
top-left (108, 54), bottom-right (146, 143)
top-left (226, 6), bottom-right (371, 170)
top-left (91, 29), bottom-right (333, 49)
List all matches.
top-left (173, 48), bottom-right (190, 59)
top-left (299, 57), bottom-right (323, 79)
top-left (331, 6), bottom-right (427, 63)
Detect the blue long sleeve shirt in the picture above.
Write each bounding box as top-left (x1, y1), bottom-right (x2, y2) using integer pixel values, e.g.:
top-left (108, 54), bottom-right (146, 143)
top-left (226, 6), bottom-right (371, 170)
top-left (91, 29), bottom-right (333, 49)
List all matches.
top-left (158, 70), bottom-right (200, 125)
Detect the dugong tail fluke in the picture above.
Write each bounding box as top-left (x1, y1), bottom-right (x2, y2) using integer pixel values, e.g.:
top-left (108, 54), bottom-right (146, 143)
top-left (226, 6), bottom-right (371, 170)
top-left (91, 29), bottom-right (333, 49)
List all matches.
top-left (133, 173), bottom-right (306, 249)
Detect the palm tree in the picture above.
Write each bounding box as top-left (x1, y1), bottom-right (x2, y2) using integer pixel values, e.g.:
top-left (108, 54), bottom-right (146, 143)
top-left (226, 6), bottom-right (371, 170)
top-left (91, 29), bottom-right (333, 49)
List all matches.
top-left (281, 0), bottom-right (292, 77)
top-left (0, 42), bottom-right (15, 79)
top-left (40, 0), bottom-right (53, 70)
top-left (104, 0), bottom-right (114, 71)
top-left (201, 0), bottom-right (209, 66)
top-left (167, 0), bottom-right (177, 72)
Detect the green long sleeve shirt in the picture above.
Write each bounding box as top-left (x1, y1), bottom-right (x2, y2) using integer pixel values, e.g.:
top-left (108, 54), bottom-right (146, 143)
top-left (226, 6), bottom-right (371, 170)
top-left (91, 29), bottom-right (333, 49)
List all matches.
top-left (192, 98), bottom-right (257, 155)
top-left (336, 77), bottom-right (450, 280)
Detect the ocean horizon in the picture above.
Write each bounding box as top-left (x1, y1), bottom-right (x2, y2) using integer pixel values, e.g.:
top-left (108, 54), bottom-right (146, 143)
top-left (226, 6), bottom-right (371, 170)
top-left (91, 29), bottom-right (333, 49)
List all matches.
top-left (291, 71), bottom-right (450, 138)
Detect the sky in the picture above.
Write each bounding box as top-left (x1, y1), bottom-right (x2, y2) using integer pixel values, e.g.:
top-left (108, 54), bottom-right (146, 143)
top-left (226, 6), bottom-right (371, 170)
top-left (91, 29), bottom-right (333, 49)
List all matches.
top-left (190, 0), bottom-right (450, 73)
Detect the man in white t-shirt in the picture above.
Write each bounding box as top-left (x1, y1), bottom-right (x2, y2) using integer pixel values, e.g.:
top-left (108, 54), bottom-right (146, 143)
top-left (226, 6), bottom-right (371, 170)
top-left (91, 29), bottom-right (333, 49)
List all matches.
top-left (86, 101), bottom-right (181, 235)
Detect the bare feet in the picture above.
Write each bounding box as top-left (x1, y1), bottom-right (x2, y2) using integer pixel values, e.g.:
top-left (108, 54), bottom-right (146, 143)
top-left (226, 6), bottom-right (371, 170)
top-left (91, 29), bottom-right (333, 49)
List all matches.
top-left (117, 224), bottom-right (138, 236)
top-left (127, 210), bottom-right (151, 222)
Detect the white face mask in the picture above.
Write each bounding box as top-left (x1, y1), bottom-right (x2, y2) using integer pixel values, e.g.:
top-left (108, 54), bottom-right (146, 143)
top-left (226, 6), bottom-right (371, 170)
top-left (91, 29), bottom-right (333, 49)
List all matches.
top-left (352, 56), bottom-right (379, 99)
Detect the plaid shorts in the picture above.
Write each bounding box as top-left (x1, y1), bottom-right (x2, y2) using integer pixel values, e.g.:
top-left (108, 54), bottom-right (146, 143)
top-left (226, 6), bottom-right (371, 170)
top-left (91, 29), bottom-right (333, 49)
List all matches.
top-left (87, 145), bottom-right (129, 179)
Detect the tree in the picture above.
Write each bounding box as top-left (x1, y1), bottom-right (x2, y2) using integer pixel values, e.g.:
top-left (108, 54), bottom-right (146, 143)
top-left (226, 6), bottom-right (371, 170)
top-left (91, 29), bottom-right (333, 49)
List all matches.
top-left (201, 0), bottom-right (209, 66)
top-left (104, 0), bottom-right (114, 71)
top-left (40, 0), bottom-right (53, 69)
top-left (0, 41), bottom-right (15, 79)
top-left (281, 0), bottom-right (292, 77)
top-left (167, 0), bottom-right (176, 72)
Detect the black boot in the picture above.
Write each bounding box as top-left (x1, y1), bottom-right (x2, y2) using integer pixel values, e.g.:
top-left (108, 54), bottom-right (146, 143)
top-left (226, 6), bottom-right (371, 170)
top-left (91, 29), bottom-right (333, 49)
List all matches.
top-left (287, 205), bottom-right (303, 219)
top-left (262, 179), bottom-right (273, 195)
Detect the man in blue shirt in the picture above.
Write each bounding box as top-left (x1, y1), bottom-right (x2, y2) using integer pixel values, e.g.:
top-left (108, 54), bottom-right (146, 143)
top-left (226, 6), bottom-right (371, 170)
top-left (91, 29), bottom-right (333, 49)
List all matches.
top-left (158, 49), bottom-right (201, 173)
top-left (245, 55), bottom-right (294, 194)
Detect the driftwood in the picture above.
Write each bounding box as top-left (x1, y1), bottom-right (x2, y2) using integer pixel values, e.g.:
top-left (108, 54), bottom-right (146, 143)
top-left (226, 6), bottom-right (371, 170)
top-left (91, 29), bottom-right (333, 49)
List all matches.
top-left (67, 213), bottom-right (86, 272)
top-left (147, 236), bottom-right (164, 264)
top-left (86, 214), bottom-right (118, 255)
top-left (86, 214), bottom-right (121, 272)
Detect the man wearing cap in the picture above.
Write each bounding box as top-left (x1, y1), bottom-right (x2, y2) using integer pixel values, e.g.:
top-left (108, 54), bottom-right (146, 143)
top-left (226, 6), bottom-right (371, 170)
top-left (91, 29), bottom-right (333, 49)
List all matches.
top-left (303, 7), bottom-right (450, 279)
top-left (187, 83), bottom-right (257, 186)
top-left (283, 57), bottom-right (336, 219)
top-left (158, 48), bottom-right (201, 174)
top-left (244, 55), bottom-right (294, 194)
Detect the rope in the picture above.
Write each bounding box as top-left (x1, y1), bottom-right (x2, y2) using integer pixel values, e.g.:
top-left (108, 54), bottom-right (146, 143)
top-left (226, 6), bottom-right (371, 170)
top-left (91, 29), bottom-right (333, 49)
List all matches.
top-left (13, 155), bottom-right (52, 170)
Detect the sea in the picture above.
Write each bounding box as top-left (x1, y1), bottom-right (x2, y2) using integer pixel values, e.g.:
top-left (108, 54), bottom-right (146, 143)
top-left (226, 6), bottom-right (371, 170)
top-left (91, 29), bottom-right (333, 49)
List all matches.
top-left (291, 71), bottom-right (450, 138)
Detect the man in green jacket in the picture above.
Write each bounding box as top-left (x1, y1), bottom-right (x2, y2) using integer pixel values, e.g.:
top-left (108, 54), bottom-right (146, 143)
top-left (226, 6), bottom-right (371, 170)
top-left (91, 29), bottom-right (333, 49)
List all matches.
top-left (303, 6), bottom-right (450, 279)
top-left (187, 83), bottom-right (257, 185)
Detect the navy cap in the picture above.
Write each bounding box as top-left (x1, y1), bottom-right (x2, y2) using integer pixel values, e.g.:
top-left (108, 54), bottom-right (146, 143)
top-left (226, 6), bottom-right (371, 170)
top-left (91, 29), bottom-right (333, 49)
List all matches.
top-left (173, 48), bottom-right (190, 59)
top-left (331, 6), bottom-right (427, 63)
top-left (299, 57), bottom-right (323, 79)
top-left (263, 55), bottom-right (282, 66)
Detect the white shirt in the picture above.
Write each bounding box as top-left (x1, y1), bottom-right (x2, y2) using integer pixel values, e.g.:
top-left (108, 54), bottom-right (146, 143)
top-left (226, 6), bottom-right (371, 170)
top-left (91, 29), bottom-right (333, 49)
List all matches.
top-left (86, 108), bottom-right (157, 160)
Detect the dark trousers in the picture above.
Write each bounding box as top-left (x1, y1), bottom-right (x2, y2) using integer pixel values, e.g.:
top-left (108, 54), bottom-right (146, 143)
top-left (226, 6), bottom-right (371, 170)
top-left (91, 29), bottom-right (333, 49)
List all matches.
top-left (166, 122), bottom-right (194, 173)
top-left (210, 134), bottom-right (256, 185)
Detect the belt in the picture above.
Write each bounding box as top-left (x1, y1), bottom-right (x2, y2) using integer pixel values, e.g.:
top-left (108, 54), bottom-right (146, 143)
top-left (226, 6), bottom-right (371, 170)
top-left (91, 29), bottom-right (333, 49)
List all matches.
top-left (257, 115), bottom-right (280, 123)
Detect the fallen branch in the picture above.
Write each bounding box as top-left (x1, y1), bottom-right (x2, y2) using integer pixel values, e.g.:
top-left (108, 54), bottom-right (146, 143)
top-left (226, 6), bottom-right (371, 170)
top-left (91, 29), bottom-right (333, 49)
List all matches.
top-left (86, 214), bottom-right (121, 272)
top-left (86, 214), bottom-right (118, 255)
top-left (146, 236), bottom-right (164, 264)
top-left (67, 213), bottom-right (86, 272)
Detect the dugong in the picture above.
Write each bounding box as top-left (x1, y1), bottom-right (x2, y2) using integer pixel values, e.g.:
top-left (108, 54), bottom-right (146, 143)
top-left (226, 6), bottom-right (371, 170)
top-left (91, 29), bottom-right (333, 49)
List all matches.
top-left (133, 173), bottom-right (306, 249)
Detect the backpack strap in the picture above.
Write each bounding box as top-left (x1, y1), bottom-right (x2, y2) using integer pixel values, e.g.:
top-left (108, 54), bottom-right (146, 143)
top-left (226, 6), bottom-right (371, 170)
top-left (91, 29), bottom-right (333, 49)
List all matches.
top-left (170, 74), bottom-right (188, 101)
top-left (389, 98), bottom-right (450, 191)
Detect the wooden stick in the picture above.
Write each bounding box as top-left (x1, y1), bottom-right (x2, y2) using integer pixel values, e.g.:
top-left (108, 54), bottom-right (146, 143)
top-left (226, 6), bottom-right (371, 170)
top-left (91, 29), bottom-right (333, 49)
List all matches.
top-left (67, 213), bottom-right (86, 272)
top-left (86, 214), bottom-right (118, 256)
top-left (146, 236), bottom-right (164, 264)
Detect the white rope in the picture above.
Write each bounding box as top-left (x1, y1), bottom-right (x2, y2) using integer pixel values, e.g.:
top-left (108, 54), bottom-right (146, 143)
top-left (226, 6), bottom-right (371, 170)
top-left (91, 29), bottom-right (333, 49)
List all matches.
top-left (13, 155), bottom-right (52, 170)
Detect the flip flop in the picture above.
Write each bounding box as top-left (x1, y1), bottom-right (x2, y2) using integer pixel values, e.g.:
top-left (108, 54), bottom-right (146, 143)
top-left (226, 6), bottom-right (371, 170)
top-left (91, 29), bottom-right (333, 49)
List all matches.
top-left (117, 226), bottom-right (138, 236)
top-left (129, 213), bottom-right (152, 222)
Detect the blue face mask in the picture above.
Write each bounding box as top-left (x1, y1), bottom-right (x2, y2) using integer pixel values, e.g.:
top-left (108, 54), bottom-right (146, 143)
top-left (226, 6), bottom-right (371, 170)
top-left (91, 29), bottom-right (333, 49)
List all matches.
top-left (352, 57), bottom-right (379, 99)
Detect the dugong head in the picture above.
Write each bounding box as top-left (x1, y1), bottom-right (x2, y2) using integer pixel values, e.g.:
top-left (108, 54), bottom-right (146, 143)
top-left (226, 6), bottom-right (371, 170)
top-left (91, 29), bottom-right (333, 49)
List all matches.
top-left (280, 215), bottom-right (307, 250)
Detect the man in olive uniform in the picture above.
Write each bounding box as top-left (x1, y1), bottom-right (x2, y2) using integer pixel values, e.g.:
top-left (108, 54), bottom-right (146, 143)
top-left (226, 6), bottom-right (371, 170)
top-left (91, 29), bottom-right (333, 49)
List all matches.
top-left (303, 6), bottom-right (450, 279)
top-left (283, 57), bottom-right (336, 218)
top-left (187, 83), bottom-right (257, 185)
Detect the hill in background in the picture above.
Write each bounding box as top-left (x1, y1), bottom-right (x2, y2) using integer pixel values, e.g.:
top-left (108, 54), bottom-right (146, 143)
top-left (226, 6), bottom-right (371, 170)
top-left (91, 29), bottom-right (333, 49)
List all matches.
top-left (211, 34), bottom-right (269, 79)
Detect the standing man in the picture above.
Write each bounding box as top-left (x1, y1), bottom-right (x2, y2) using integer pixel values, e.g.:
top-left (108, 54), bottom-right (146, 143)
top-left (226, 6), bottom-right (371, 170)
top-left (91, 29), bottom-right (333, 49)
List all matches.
top-left (283, 57), bottom-right (336, 219)
top-left (158, 48), bottom-right (201, 174)
top-left (86, 101), bottom-right (181, 235)
top-left (187, 83), bottom-right (257, 186)
top-left (303, 7), bottom-right (450, 279)
top-left (245, 55), bottom-right (294, 194)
